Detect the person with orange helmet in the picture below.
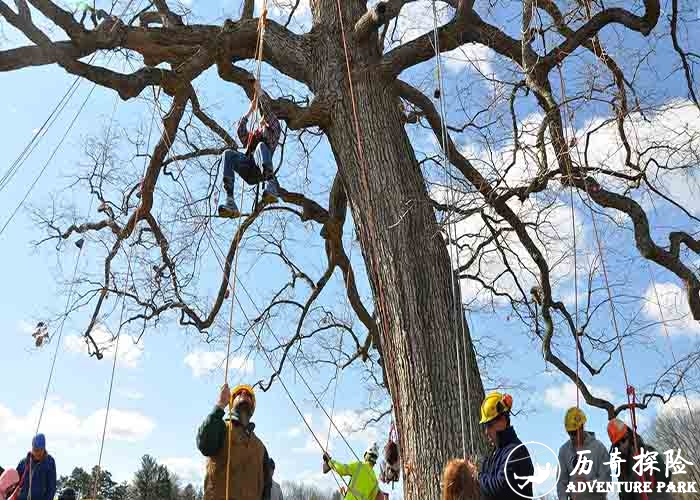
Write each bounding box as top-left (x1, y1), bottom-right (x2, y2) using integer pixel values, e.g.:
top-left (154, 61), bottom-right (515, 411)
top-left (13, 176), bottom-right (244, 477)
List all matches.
top-left (460, 392), bottom-right (534, 500)
top-left (607, 418), bottom-right (672, 500)
top-left (197, 383), bottom-right (273, 500)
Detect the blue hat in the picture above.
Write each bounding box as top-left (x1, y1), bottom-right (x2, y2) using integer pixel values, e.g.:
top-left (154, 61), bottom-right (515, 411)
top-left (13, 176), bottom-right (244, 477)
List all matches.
top-left (32, 433), bottom-right (46, 449)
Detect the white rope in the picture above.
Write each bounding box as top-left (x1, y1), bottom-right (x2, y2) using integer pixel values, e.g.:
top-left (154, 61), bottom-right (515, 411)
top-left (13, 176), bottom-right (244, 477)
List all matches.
top-left (430, 0), bottom-right (475, 458)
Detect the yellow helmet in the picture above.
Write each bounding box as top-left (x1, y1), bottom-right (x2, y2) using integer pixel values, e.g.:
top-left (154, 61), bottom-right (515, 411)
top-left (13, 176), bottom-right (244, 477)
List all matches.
top-left (231, 384), bottom-right (256, 412)
top-left (479, 392), bottom-right (513, 424)
top-left (564, 407), bottom-right (587, 432)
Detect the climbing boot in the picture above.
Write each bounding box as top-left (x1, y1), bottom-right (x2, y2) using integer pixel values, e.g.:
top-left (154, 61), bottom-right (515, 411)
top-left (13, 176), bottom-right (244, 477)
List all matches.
top-left (218, 197), bottom-right (241, 218)
top-left (262, 177), bottom-right (280, 204)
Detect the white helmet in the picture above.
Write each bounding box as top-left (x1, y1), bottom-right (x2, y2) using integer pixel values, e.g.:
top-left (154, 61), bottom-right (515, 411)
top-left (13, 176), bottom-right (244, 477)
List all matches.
top-left (365, 442), bottom-right (379, 459)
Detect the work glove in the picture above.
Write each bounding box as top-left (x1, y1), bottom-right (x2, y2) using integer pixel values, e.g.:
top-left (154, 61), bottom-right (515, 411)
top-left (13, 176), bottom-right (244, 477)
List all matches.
top-left (323, 453), bottom-right (331, 463)
top-left (217, 383), bottom-right (231, 410)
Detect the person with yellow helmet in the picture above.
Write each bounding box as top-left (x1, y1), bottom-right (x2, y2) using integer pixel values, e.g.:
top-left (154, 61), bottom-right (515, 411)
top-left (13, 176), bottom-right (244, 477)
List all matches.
top-left (462, 392), bottom-right (534, 500)
top-left (556, 407), bottom-right (611, 500)
top-left (196, 383), bottom-right (273, 500)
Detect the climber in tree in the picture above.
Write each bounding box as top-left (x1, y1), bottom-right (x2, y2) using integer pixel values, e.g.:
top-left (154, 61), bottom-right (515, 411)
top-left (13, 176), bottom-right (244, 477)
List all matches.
top-left (218, 80), bottom-right (282, 218)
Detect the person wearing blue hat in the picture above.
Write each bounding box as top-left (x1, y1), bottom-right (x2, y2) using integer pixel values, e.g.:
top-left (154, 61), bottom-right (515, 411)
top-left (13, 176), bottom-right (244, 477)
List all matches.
top-left (14, 434), bottom-right (56, 500)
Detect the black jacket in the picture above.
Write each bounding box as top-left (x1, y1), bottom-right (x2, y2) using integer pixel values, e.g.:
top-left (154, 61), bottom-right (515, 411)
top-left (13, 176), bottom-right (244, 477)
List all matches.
top-left (479, 426), bottom-right (535, 500)
top-left (616, 436), bottom-right (672, 500)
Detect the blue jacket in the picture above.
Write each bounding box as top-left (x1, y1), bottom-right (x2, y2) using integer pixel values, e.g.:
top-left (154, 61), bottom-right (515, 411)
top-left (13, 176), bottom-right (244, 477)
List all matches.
top-left (479, 426), bottom-right (534, 500)
top-left (15, 453), bottom-right (56, 500)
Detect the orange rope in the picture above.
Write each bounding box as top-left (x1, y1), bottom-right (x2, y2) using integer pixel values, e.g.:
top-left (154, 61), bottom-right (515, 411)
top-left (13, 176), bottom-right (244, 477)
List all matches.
top-left (224, 6), bottom-right (267, 500)
top-left (333, 0), bottom-right (399, 444)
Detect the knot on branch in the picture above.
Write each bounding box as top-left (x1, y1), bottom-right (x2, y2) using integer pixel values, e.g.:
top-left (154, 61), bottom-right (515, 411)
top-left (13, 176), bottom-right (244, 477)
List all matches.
top-left (354, 1), bottom-right (389, 40)
top-left (139, 10), bottom-right (183, 28)
top-left (94, 14), bottom-right (126, 46)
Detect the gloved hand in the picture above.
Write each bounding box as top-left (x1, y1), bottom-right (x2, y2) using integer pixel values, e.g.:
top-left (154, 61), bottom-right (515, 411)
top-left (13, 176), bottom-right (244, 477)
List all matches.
top-left (217, 384), bottom-right (231, 410)
top-left (323, 453), bottom-right (331, 463)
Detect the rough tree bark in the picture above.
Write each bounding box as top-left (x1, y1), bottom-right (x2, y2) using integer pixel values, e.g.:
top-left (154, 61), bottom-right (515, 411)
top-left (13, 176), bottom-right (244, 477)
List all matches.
top-left (311, 2), bottom-right (488, 496)
top-left (7, 0), bottom-right (700, 497)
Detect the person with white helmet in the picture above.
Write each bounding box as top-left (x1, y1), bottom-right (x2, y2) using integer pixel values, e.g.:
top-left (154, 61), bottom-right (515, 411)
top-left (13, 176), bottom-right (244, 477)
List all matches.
top-left (322, 443), bottom-right (380, 500)
top-left (557, 407), bottom-right (610, 500)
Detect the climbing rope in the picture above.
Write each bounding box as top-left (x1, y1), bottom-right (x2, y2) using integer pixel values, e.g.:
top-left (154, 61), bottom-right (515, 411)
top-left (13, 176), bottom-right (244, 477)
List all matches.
top-left (137, 5), bottom-right (353, 491)
top-left (326, 334), bottom-right (344, 450)
top-left (34, 224), bottom-right (89, 435)
top-left (0, 75), bottom-right (83, 194)
top-left (648, 265), bottom-right (696, 420)
top-left (430, 0), bottom-right (475, 458)
top-left (90, 247), bottom-right (135, 500)
top-left (223, 5), bottom-right (269, 499)
top-left (556, 65), bottom-right (648, 496)
top-left (555, 64), bottom-right (584, 453)
top-left (333, 0), bottom-right (404, 467)
top-left (89, 88), bottom-right (150, 500)
top-left (0, 83), bottom-right (98, 240)
top-left (0, 6), bottom-right (131, 239)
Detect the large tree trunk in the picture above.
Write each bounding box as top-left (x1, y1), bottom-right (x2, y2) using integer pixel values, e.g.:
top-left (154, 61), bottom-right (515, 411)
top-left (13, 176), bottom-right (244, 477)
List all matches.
top-left (310, 2), bottom-right (488, 497)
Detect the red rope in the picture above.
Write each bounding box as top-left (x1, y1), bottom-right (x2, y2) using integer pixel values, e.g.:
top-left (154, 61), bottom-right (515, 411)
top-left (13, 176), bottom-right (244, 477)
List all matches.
top-left (333, 0), bottom-right (398, 439)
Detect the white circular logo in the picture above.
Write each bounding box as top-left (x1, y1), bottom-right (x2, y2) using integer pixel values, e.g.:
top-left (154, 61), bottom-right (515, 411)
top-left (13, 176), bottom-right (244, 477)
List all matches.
top-left (504, 441), bottom-right (561, 499)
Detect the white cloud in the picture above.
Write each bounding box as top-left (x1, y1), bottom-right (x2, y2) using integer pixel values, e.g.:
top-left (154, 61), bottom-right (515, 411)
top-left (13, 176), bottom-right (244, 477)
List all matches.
top-left (289, 408), bottom-right (380, 456)
top-left (642, 282), bottom-right (700, 335)
top-left (84, 408), bottom-right (155, 442)
top-left (118, 389), bottom-right (145, 400)
top-left (18, 320), bottom-right (36, 335)
top-left (656, 395), bottom-right (700, 418)
top-left (543, 382), bottom-right (615, 410)
top-left (442, 191), bottom-right (585, 307)
top-left (0, 397), bottom-right (154, 446)
top-left (443, 44), bottom-right (496, 76)
top-left (580, 100), bottom-right (700, 216)
top-left (331, 409), bottom-right (380, 446)
top-left (184, 350), bottom-right (254, 378)
top-left (265, 0), bottom-right (311, 28)
top-left (446, 100), bottom-right (700, 311)
top-left (395, 0), bottom-right (451, 44)
top-left (64, 324), bottom-right (144, 368)
top-left (161, 457), bottom-right (205, 486)
top-left (287, 413), bottom-right (313, 437)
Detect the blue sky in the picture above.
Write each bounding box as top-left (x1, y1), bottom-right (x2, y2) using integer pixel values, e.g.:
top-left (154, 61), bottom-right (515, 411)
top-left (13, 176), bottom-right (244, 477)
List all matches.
top-left (1, 0), bottom-right (700, 497)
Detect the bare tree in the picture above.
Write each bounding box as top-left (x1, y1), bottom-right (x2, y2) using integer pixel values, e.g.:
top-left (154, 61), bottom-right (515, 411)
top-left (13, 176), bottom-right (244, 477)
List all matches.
top-left (650, 405), bottom-right (700, 499)
top-left (282, 481), bottom-right (341, 500)
top-left (2, 0), bottom-right (700, 498)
